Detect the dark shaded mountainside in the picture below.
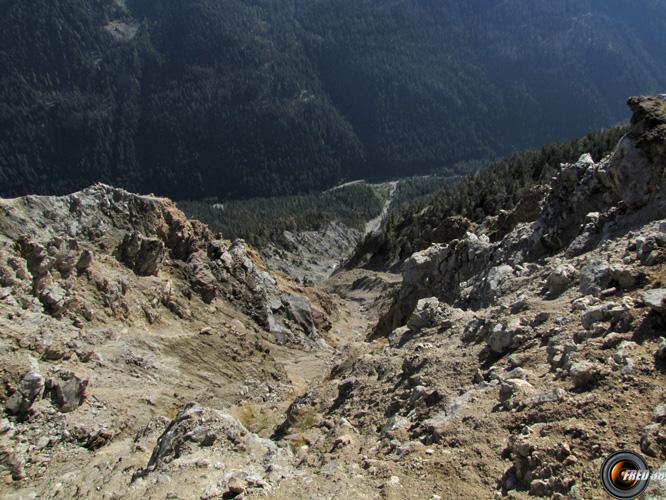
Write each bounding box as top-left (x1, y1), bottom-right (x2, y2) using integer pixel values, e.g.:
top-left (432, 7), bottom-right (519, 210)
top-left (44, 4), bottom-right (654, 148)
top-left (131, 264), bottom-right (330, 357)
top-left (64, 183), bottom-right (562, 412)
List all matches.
top-left (2, 0), bottom-right (666, 200)
top-left (0, 96), bottom-right (666, 499)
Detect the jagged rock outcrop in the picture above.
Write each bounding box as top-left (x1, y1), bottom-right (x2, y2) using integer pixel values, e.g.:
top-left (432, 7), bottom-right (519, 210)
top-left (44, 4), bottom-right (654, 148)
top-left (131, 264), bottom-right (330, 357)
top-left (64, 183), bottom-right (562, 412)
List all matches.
top-left (0, 184), bottom-right (321, 346)
top-left (0, 183), bottom-right (332, 496)
top-left (139, 402), bottom-right (290, 472)
top-left (263, 221), bottom-right (362, 283)
top-left (546, 264), bottom-right (578, 297)
top-left (118, 231), bottom-right (165, 276)
top-left (134, 402), bottom-right (297, 498)
top-left (385, 232), bottom-right (495, 329)
top-left (531, 95), bottom-right (666, 258)
top-left (380, 97), bottom-right (666, 331)
top-left (642, 288), bottom-right (666, 317)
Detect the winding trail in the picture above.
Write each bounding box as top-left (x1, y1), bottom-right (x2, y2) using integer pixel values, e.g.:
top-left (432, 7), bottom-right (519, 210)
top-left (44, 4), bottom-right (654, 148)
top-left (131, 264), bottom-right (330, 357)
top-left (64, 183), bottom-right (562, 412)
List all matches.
top-left (365, 181), bottom-right (398, 236)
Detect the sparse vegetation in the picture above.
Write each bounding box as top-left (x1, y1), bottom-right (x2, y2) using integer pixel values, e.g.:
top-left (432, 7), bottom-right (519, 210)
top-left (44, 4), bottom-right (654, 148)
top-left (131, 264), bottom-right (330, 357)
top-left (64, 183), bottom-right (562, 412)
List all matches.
top-left (293, 408), bottom-right (319, 432)
top-left (233, 402), bottom-right (280, 435)
top-left (287, 436), bottom-right (310, 454)
top-left (651, 264), bottom-right (666, 288)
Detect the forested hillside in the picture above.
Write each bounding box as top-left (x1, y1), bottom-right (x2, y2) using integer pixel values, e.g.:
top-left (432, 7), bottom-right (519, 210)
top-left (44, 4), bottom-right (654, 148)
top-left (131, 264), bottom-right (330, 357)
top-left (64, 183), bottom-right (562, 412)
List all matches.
top-left (1, 0), bottom-right (665, 199)
top-left (179, 183), bottom-right (385, 248)
top-left (348, 124), bottom-right (629, 270)
top-left (178, 175), bottom-right (455, 248)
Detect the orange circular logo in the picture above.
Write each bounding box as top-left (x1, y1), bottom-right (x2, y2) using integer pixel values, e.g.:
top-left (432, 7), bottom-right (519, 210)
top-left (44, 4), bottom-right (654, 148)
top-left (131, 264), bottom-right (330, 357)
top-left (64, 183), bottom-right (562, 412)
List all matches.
top-left (601, 451), bottom-right (650, 499)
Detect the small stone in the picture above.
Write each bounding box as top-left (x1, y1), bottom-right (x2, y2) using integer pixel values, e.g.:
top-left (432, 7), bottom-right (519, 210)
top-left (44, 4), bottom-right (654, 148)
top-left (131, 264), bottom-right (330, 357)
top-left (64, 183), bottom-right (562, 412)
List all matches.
top-left (36, 437), bottom-right (50, 450)
top-left (499, 379), bottom-right (536, 408)
top-left (546, 264), bottom-right (578, 297)
top-left (512, 436), bottom-right (533, 458)
top-left (656, 337), bottom-right (666, 362)
top-left (76, 250), bottom-right (94, 272)
top-left (46, 371), bottom-right (88, 413)
top-left (642, 289), bottom-right (666, 315)
top-left (579, 260), bottom-right (611, 297)
top-left (528, 388), bottom-right (565, 406)
top-left (510, 295), bottom-right (529, 314)
top-left (407, 297), bottom-right (442, 330)
top-left (40, 283), bottom-right (68, 315)
top-left (635, 232), bottom-right (666, 266)
top-left (572, 296), bottom-right (594, 312)
top-left (334, 434), bottom-right (353, 448)
top-left (653, 404), bottom-right (666, 423)
top-left (641, 423), bottom-right (666, 458)
top-left (227, 477), bottom-right (247, 495)
top-left (531, 312), bottom-right (550, 327)
top-left (602, 333), bottom-right (627, 349)
top-left (389, 326), bottom-right (411, 348)
top-left (387, 476), bottom-right (401, 486)
top-left (156, 474), bottom-right (171, 484)
top-left (569, 361), bottom-right (605, 389)
top-left (547, 340), bottom-right (577, 372)
top-left (581, 304), bottom-right (610, 330)
top-left (503, 367), bottom-right (529, 381)
top-left (486, 321), bottom-right (526, 354)
top-left (621, 357), bottom-right (635, 375)
top-left (610, 265), bottom-right (643, 290)
top-left (507, 353), bottom-right (528, 368)
top-left (580, 301), bottom-right (631, 331)
top-left (530, 479), bottom-right (551, 497)
top-left (5, 371), bottom-right (45, 416)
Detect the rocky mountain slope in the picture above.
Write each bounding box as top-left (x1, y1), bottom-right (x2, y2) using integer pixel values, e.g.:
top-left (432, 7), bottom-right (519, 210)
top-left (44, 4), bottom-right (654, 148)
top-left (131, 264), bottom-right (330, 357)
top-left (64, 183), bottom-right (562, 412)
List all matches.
top-left (303, 96), bottom-right (666, 499)
top-left (261, 181), bottom-right (398, 284)
top-left (262, 221), bottom-right (362, 284)
top-left (0, 183), bottom-right (344, 497)
top-left (1, 96), bottom-right (666, 498)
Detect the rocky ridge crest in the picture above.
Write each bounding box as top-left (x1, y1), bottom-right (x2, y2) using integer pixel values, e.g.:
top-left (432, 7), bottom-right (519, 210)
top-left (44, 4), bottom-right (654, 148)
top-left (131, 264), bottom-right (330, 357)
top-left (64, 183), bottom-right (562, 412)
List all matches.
top-left (0, 183), bottom-right (337, 496)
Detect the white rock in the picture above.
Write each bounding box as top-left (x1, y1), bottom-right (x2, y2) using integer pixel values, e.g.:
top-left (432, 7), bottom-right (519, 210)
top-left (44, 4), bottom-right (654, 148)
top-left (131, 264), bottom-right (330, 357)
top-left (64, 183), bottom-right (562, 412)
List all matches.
top-left (642, 289), bottom-right (666, 315)
top-left (546, 264), bottom-right (578, 297)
